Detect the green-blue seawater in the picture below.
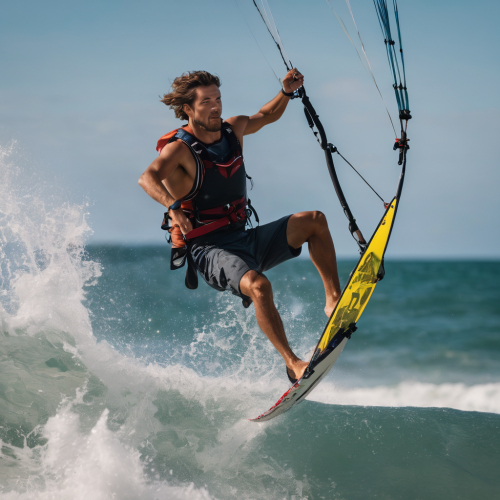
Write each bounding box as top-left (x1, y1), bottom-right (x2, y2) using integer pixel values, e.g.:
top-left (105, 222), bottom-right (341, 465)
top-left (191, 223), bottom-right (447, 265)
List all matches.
top-left (1, 169), bottom-right (499, 499)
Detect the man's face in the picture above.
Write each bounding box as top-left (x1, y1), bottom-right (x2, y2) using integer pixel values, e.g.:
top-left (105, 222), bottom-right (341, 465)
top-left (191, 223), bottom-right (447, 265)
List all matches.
top-left (185, 84), bottom-right (222, 133)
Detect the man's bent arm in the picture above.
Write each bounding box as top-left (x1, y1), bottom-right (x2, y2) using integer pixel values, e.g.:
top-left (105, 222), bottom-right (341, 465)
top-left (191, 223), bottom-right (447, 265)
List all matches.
top-left (138, 153), bottom-right (177, 208)
top-left (138, 143), bottom-right (193, 234)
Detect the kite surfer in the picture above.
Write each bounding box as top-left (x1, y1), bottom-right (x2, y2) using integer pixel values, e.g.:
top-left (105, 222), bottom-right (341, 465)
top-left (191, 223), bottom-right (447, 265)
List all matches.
top-left (138, 68), bottom-right (342, 382)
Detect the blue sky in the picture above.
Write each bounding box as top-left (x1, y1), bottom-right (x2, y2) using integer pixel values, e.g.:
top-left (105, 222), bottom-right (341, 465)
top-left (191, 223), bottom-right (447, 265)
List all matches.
top-left (1, 0), bottom-right (499, 258)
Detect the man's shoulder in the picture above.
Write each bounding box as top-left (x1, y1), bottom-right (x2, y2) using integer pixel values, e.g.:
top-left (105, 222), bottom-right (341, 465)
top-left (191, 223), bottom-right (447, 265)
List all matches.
top-left (158, 137), bottom-right (191, 161)
top-left (224, 116), bottom-right (249, 145)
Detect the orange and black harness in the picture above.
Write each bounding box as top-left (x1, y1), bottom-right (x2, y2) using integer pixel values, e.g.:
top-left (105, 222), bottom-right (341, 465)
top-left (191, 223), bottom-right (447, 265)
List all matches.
top-left (157, 122), bottom-right (258, 287)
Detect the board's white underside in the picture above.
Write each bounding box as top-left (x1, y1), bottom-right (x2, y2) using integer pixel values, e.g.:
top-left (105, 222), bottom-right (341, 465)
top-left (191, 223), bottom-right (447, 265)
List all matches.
top-left (250, 337), bottom-right (348, 422)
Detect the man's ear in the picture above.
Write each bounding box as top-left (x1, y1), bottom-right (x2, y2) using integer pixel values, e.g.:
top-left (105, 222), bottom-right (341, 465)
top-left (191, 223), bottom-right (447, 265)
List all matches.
top-left (183, 103), bottom-right (192, 119)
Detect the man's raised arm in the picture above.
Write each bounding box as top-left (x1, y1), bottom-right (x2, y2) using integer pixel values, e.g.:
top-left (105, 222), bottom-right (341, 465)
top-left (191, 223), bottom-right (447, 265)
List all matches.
top-left (226, 68), bottom-right (304, 138)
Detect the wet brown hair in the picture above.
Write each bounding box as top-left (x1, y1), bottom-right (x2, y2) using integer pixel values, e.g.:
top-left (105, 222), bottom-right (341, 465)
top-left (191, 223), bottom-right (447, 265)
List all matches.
top-left (160, 71), bottom-right (221, 121)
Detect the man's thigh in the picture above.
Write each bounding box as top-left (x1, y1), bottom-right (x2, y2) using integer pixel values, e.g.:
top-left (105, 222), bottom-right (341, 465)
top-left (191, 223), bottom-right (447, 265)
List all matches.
top-left (190, 244), bottom-right (253, 298)
top-left (252, 215), bottom-right (302, 272)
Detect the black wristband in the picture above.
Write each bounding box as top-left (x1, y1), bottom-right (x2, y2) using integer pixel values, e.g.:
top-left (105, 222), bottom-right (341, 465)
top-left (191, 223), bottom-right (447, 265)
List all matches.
top-left (281, 88), bottom-right (294, 97)
top-left (168, 200), bottom-right (181, 211)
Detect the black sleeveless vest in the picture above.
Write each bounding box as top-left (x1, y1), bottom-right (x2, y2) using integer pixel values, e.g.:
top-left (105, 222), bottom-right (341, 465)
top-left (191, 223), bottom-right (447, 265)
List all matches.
top-left (169, 122), bottom-right (247, 216)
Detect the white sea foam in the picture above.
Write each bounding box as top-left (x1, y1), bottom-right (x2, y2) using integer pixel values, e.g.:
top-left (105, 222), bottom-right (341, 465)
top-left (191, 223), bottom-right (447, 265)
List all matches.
top-left (309, 380), bottom-right (500, 414)
top-left (0, 145), bottom-right (217, 499)
top-left (0, 399), bottom-right (214, 500)
top-left (0, 143), bottom-right (100, 336)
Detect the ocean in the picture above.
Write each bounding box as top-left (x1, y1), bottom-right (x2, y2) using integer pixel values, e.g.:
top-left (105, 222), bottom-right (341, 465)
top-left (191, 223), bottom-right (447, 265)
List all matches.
top-left (1, 156), bottom-right (499, 499)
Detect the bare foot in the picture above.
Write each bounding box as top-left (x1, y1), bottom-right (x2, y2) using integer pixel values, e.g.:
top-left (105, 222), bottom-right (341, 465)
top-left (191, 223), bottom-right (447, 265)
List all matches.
top-left (287, 359), bottom-right (309, 381)
top-left (324, 297), bottom-right (340, 318)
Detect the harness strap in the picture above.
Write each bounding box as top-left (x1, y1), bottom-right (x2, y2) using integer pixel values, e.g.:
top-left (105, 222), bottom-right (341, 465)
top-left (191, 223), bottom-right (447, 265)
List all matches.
top-left (162, 196), bottom-right (249, 245)
top-left (195, 196), bottom-right (246, 219)
top-left (184, 196), bottom-right (248, 240)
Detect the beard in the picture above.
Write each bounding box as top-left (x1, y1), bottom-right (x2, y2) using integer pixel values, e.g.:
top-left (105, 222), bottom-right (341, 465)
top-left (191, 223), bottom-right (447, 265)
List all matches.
top-left (193, 116), bottom-right (221, 133)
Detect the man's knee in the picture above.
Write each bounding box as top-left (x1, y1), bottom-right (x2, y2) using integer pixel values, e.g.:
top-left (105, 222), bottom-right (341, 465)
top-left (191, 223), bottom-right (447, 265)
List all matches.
top-left (310, 210), bottom-right (328, 228)
top-left (289, 211), bottom-right (328, 244)
top-left (240, 271), bottom-right (272, 301)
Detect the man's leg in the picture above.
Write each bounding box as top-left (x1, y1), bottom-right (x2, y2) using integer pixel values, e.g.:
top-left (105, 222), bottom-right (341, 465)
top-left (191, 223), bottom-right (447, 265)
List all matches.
top-left (240, 270), bottom-right (309, 381)
top-left (286, 211), bottom-right (342, 317)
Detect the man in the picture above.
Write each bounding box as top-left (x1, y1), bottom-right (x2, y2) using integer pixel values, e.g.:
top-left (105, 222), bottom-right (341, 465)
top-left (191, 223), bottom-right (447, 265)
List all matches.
top-left (139, 69), bottom-right (342, 382)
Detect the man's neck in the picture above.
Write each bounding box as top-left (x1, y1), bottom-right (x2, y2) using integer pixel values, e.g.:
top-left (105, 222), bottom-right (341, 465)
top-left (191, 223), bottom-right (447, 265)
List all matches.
top-left (188, 120), bottom-right (222, 144)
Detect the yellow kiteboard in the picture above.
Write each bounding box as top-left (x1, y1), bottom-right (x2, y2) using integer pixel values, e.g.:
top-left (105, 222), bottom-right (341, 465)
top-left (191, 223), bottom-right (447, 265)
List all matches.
top-left (250, 197), bottom-right (399, 422)
top-left (246, 0), bottom-right (411, 423)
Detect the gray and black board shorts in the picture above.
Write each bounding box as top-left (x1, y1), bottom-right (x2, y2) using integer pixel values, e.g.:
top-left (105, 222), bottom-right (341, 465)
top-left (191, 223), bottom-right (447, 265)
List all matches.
top-left (190, 215), bottom-right (302, 303)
